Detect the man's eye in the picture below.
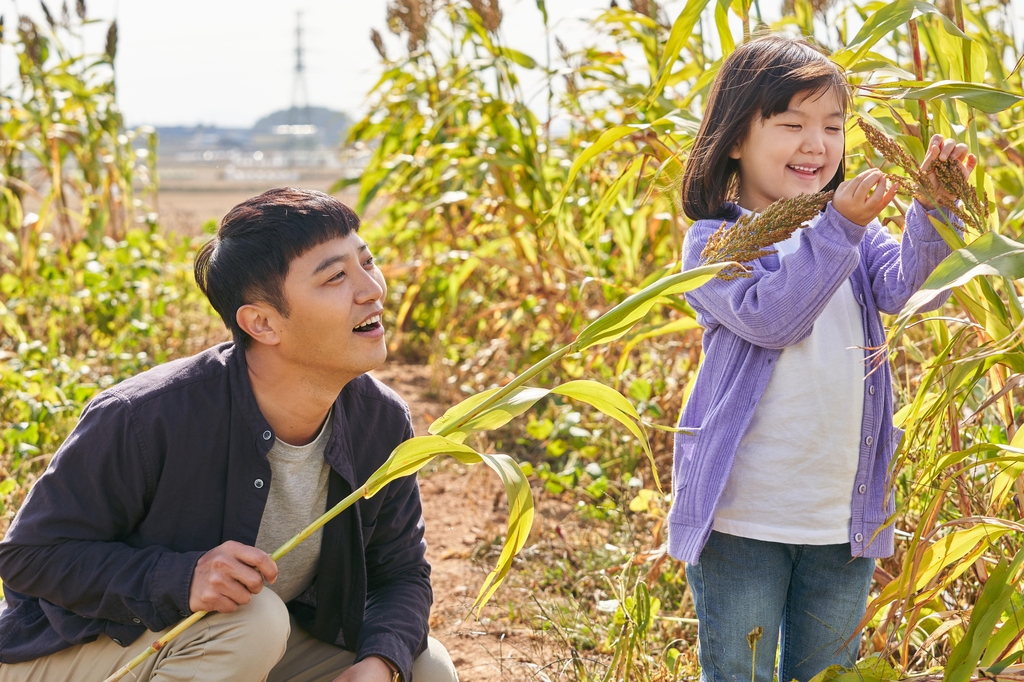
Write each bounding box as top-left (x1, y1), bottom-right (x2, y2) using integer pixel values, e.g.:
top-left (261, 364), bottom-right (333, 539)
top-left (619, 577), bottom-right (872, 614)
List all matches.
top-left (364, 256), bottom-right (376, 267)
top-left (328, 271), bottom-right (345, 282)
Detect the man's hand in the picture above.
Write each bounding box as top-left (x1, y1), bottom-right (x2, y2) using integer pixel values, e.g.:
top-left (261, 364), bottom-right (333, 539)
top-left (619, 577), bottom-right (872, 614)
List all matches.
top-left (188, 540), bottom-right (278, 613)
top-left (332, 656), bottom-right (396, 682)
top-left (833, 168), bottom-right (899, 227)
top-left (917, 133), bottom-right (977, 210)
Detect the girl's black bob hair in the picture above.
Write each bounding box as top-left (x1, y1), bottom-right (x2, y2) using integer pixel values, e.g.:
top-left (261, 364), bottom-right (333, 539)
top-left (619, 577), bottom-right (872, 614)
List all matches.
top-left (681, 35), bottom-right (850, 221)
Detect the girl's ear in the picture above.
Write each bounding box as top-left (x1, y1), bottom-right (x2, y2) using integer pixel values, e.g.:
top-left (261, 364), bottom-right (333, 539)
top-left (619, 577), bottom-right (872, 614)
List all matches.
top-left (728, 142), bottom-right (742, 160)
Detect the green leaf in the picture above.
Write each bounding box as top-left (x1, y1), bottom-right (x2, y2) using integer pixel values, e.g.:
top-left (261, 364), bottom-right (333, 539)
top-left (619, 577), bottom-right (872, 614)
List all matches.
top-left (551, 380), bottom-right (659, 491)
top-left (550, 125), bottom-right (640, 215)
top-left (876, 80), bottom-right (1024, 115)
top-left (896, 232), bottom-right (1024, 328)
top-left (363, 435), bottom-right (483, 496)
top-left (646, 0), bottom-right (714, 104)
top-left (358, 435), bottom-right (534, 614)
top-left (946, 548), bottom-right (1024, 682)
top-left (572, 264), bottom-right (725, 350)
top-left (470, 452), bottom-right (535, 611)
top-left (500, 48), bottom-right (537, 69)
top-left (428, 386), bottom-right (551, 442)
top-left (0, 479), bottom-right (16, 496)
top-left (833, 0), bottom-right (969, 68)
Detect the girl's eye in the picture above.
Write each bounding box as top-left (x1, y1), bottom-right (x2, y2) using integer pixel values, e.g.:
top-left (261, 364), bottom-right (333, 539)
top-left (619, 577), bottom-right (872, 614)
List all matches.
top-left (783, 124), bottom-right (801, 129)
top-left (827, 127), bottom-right (843, 133)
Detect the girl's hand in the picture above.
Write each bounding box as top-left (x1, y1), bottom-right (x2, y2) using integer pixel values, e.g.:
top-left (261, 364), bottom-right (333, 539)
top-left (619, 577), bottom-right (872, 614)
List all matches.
top-left (918, 134), bottom-right (977, 210)
top-left (832, 168), bottom-right (899, 227)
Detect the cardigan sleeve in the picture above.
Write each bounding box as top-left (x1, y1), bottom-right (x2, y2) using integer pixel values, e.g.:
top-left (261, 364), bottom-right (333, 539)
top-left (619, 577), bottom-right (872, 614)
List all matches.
top-left (857, 198), bottom-right (959, 315)
top-left (683, 203), bottom-right (869, 350)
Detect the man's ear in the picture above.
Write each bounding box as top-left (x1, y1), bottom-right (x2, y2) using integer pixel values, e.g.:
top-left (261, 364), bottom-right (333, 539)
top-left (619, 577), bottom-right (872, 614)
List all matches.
top-left (236, 303), bottom-right (282, 346)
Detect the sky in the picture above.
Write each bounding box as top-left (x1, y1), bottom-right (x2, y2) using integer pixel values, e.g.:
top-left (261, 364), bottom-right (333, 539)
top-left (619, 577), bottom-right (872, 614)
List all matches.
top-left (1, 0), bottom-right (650, 128)
top-left (0, 0), bottom-right (1021, 129)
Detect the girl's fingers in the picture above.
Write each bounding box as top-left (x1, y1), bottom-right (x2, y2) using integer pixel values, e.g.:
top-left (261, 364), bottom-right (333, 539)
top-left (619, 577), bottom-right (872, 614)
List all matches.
top-left (964, 153), bottom-right (977, 176)
top-left (950, 142), bottom-right (970, 161)
top-left (938, 137), bottom-right (956, 161)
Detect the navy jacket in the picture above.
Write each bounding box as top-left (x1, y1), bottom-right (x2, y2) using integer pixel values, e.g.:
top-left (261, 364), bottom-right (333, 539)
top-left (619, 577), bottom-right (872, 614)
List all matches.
top-left (0, 343), bottom-right (431, 681)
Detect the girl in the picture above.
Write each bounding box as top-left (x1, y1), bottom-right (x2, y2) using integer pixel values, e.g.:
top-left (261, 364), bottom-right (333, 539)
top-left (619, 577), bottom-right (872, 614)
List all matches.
top-left (670, 35), bottom-right (974, 682)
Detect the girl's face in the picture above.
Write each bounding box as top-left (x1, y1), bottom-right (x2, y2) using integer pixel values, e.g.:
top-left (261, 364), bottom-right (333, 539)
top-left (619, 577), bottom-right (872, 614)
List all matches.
top-left (728, 88), bottom-right (845, 213)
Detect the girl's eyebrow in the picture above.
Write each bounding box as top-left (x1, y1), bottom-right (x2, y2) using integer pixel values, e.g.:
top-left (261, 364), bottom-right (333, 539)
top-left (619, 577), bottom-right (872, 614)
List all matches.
top-left (782, 108), bottom-right (845, 120)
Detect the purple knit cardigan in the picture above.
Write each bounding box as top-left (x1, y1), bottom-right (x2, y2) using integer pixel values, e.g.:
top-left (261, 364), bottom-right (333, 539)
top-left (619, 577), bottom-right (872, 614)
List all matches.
top-left (669, 200), bottom-right (955, 564)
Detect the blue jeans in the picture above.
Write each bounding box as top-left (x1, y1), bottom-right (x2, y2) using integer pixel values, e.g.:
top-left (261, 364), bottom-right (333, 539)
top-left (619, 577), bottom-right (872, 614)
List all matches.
top-left (685, 531), bottom-right (875, 682)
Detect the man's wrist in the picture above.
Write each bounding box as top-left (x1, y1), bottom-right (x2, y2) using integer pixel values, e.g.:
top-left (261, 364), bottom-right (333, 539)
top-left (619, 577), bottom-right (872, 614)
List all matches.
top-left (371, 655), bottom-right (401, 682)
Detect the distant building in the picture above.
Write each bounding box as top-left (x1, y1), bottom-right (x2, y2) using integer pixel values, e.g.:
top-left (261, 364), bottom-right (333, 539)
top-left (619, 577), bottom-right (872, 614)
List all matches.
top-left (153, 107), bottom-right (364, 191)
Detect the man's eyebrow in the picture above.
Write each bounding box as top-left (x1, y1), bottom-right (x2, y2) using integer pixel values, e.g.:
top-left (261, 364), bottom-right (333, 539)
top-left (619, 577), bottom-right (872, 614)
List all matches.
top-left (311, 244), bottom-right (369, 276)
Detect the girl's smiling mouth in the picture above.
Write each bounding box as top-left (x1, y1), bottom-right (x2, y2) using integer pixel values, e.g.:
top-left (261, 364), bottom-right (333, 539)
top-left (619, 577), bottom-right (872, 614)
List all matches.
top-left (787, 164), bottom-right (821, 179)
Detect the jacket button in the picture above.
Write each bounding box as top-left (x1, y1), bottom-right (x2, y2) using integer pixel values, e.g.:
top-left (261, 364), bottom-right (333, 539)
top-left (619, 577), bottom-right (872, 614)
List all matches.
top-left (132, 617), bottom-right (141, 624)
top-left (864, 436), bottom-right (873, 446)
top-left (263, 430), bottom-right (272, 440)
top-left (854, 533), bottom-right (864, 543)
top-left (112, 638), bottom-right (123, 646)
top-left (254, 479), bottom-right (264, 489)
top-left (858, 484), bottom-right (867, 494)
top-left (179, 611), bottom-right (188, 617)
top-left (868, 385), bottom-right (876, 395)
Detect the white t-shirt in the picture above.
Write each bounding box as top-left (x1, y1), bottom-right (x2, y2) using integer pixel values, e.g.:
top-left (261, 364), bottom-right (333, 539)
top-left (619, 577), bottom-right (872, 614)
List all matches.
top-left (712, 217), bottom-right (865, 544)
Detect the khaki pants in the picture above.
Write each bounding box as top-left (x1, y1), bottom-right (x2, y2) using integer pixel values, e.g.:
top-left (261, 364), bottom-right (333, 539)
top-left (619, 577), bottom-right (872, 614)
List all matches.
top-left (0, 589), bottom-right (458, 682)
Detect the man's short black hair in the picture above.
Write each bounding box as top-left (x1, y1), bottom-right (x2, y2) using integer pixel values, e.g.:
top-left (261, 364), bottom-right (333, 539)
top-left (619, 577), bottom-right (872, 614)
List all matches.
top-left (194, 187), bottom-right (360, 347)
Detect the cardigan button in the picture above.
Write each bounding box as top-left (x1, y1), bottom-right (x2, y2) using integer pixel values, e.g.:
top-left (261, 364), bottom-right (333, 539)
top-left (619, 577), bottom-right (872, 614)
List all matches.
top-left (858, 484), bottom-right (867, 494)
top-left (868, 385), bottom-right (875, 395)
top-left (254, 479), bottom-right (264, 489)
top-left (262, 430), bottom-right (272, 441)
top-left (854, 533), bottom-right (864, 543)
top-left (864, 436), bottom-right (873, 446)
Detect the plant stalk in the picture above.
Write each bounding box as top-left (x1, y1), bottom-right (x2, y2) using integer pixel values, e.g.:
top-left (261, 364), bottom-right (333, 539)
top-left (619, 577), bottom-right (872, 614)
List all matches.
top-left (103, 485), bottom-right (367, 681)
top-left (907, 20), bottom-right (928, 143)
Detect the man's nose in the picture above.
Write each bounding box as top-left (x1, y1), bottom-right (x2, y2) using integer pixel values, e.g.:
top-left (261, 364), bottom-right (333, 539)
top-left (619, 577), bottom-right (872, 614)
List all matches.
top-left (355, 268), bottom-right (385, 303)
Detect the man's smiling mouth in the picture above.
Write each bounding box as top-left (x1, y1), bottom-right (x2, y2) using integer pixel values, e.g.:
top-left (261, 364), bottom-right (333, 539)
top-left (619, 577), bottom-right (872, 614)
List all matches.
top-left (353, 314), bottom-right (382, 333)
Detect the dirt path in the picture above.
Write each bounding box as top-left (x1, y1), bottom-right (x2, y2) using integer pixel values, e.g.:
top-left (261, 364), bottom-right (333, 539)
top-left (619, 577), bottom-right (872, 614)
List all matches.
top-left (371, 364), bottom-right (563, 681)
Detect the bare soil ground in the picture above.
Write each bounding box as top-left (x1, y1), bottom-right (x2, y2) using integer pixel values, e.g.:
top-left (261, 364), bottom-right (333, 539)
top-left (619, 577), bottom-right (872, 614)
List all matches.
top-left (371, 364), bottom-right (571, 682)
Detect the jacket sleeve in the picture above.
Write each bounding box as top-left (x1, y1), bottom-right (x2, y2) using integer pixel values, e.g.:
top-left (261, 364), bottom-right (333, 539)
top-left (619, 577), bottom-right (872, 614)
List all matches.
top-left (0, 391), bottom-right (201, 633)
top-left (354, 422), bottom-right (432, 682)
top-left (859, 198), bottom-right (959, 315)
top-left (683, 203), bottom-right (868, 349)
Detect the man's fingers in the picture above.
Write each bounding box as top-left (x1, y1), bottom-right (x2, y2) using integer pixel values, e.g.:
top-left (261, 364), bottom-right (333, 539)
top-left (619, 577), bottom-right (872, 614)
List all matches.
top-left (225, 542), bottom-right (278, 585)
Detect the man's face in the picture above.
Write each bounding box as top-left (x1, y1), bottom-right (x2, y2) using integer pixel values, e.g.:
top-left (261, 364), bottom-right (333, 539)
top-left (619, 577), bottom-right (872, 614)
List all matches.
top-left (273, 233), bottom-right (387, 382)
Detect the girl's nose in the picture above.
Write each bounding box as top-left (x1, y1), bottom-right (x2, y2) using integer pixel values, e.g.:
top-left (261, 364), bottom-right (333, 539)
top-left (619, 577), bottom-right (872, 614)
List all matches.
top-left (801, 130), bottom-right (827, 154)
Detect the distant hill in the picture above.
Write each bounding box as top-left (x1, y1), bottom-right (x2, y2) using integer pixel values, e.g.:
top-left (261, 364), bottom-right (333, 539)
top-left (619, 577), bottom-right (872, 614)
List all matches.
top-left (253, 107), bottom-right (350, 145)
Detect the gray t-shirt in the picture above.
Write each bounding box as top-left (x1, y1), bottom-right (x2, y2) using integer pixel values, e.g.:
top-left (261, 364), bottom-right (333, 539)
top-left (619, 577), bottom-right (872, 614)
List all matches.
top-left (254, 413), bottom-right (332, 603)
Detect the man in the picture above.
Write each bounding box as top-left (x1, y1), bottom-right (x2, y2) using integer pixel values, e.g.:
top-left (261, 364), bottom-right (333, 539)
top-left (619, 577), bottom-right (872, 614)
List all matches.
top-left (0, 188), bottom-right (458, 682)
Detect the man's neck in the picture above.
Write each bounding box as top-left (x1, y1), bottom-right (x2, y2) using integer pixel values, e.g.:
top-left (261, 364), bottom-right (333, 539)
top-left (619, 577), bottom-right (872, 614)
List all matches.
top-left (244, 346), bottom-right (346, 446)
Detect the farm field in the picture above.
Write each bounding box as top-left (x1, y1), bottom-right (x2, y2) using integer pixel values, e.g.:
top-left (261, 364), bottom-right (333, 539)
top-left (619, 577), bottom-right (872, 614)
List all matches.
top-left (3, 0), bottom-right (1024, 680)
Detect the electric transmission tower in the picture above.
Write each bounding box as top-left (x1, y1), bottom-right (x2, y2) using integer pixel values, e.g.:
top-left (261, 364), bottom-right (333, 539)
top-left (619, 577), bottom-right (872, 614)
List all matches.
top-left (287, 11), bottom-right (314, 159)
